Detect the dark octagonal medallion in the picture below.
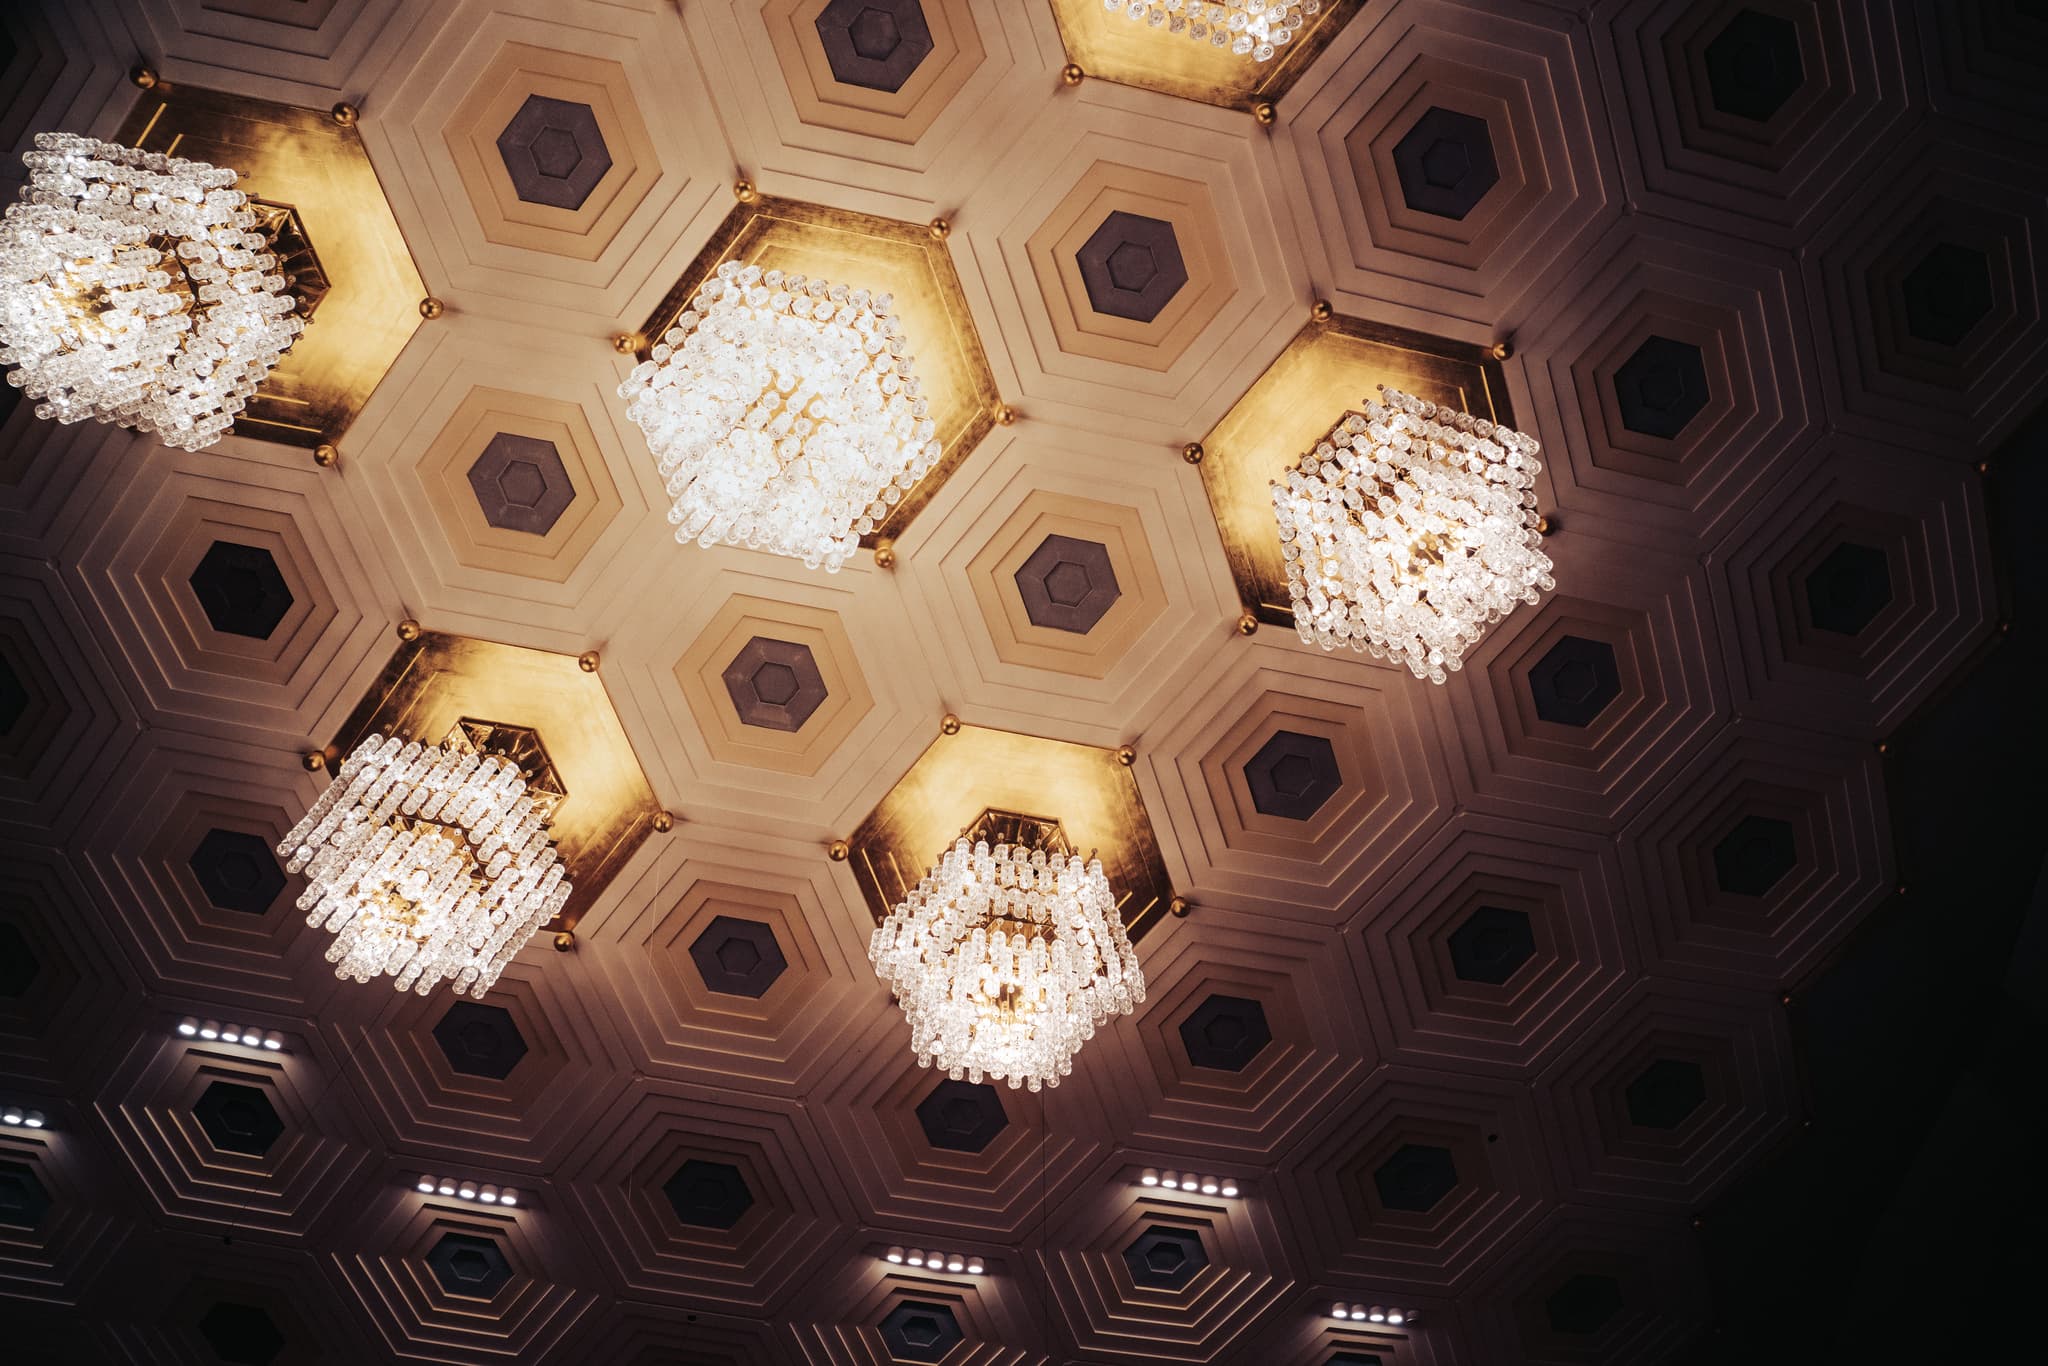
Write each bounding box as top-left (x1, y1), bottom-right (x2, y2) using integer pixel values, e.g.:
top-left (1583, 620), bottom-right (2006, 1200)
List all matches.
top-left (0, 1159), bottom-right (50, 1229)
top-left (722, 636), bottom-right (828, 733)
top-left (663, 1158), bottom-right (753, 1230)
top-left (1391, 106), bottom-right (1500, 220)
top-left (194, 1081), bottom-right (285, 1157)
top-left (466, 432), bottom-right (577, 536)
top-left (1702, 9), bottom-right (1806, 122)
top-left (1123, 1223), bottom-right (1208, 1291)
top-left (1613, 336), bottom-right (1711, 441)
top-left (0, 921), bottom-right (40, 997)
top-left (1447, 905), bottom-right (1537, 986)
top-left (1804, 541), bottom-right (1894, 636)
top-left (0, 652), bottom-right (26, 734)
top-left (187, 828), bottom-right (288, 917)
top-left (188, 541), bottom-right (293, 640)
top-left (1179, 993), bottom-right (1272, 1072)
top-left (878, 1300), bottom-right (963, 1363)
top-left (1014, 533), bottom-right (1120, 634)
top-left (1076, 210), bottom-right (1189, 323)
top-left (1244, 730), bottom-right (1343, 821)
top-left (1373, 1142), bottom-right (1459, 1213)
top-left (496, 94), bottom-right (612, 211)
top-left (915, 1078), bottom-right (1008, 1153)
top-left (432, 1001), bottom-right (529, 1080)
top-left (197, 1302), bottom-right (286, 1366)
top-left (815, 0), bottom-right (935, 94)
top-left (1711, 815), bottom-right (1798, 898)
top-left (1624, 1057), bottom-right (1709, 1131)
top-left (1527, 635), bottom-right (1623, 728)
top-left (688, 915), bottom-right (788, 998)
top-left (427, 1232), bottom-right (512, 1299)
top-left (1546, 1271), bottom-right (1626, 1335)
top-left (1899, 243), bottom-right (1995, 348)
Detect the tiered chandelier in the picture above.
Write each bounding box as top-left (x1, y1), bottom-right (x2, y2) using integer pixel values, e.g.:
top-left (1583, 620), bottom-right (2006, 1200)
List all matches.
top-left (279, 722), bottom-right (570, 998)
top-left (868, 811), bottom-right (1145, 1091)
top-left (0, 133), bottom-right (303, 451)
top-left (617, 260), bottom-right (940, 571)
top-left (1110, 0), bottom-right (1317, 62)
top-left (1272, 386), bottom-right (1554, 683)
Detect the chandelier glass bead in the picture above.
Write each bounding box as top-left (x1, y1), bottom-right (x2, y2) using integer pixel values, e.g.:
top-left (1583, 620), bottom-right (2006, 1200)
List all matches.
top-left (278, 729), bottom-right (570, 999)
top-left (1271, 386), bottom-right (1554, 684)
top-left (868, 816), bottom-right (1145, 1091)
top-left (0, 133), bottom-right (303, 451)
top-left (1108, 0), bottom-right (1317, 63)
top-left (617, 261), bottom-right (940, 572)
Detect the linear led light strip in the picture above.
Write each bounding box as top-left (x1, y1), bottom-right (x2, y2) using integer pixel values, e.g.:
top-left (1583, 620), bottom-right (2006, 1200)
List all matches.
top-left (1140, 1168), bottom-right (1240, 1197)
top-left (177, 1017), bottom-right (285, 1051)
top-left (1, 1104), bottom-right (47, 1128)
top-left (416, 1175), bottom-right (520, 1207)
top-left (1332, 1303), bottom-right (1418, 1326)
top-left (884, 1247), bottom-right (985, 1275)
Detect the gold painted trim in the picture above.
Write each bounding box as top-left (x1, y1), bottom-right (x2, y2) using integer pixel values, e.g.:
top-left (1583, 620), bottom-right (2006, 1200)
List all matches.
top-left (1045, 0), bottom-right (1369, 112)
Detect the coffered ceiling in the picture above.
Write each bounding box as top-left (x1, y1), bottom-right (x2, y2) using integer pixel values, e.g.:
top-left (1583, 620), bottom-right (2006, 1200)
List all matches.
top-left (1, 2), bottom-right (2043, 1365)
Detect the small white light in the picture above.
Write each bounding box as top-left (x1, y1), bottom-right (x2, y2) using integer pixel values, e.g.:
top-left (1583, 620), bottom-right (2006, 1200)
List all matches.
top-left (479, 1186), bottom-right (499, 1204)
top-left (966, 1259), bottom-right (984, 1274)
top-left (1220, 1181), bottom-right (1239, 1197)
top-left (1140, 1168), bottom-right (1159, 1186)
top-left (458, 1183), bottom-right (477, 1200)
top-left (1367, 1307), bottom-right (1386, 1322)
top-left (886, 1247), bottom-right (905, 1264)
top-left (499, 1190), bottom-right (517, 1207)
top-left (437, 1181), bottom-right (456, 1196)
top-left (1161, 1171), bottom-right (1179, 1189)
top-left (262, 1032), bottom-right (284, 1051)
top-left (177, 1018), bottom-right (199, 1036)
top-left (946, 1256), bottom-right (964, 1273)
top-left (1, 1108), bottom-right (21, 1125)
top-left (906, 1250), bottom-right (925, 1267)
top-left (1200, 1179), bottom-right (1219, 1195)
top-left (198, 1021), bottom-right (220, 1040)
top-left (24, 1111), bottom-right (44, 1128)
top-left (241, 1031), bottom-right (263, 1046)
top-left (1386, 1311), bottom-right (1406, 1325)
top-left (1333, 1303), bottom-right (1350, 1319)
top-left (417, 1178), bottom-right (435, 1193)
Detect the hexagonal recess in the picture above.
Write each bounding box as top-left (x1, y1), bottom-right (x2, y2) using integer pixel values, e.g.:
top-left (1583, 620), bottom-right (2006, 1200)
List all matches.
top-left (431, 1001), bottom-right (529, 1080)
top-left (1391, 106), bottom-right (1501, 221)
top-left (720, 636), bottom-right (829, 733)
top-left (1612, 336), bottom-right (1712, 440)
top-left (1243, 730), bottom-right (1343, 821)
top-left (1075, 210), bottom-right (1189, 323)
top-left (814, 0), bottom-right (935, 94)
top-left (1123, 1224), bottom-right (1209, 1291)
top-left (188, 541), bottom-right (293, 641)
top-left (0, 653), bottom-right (26, 734)
top-left (1372, 1142), bottom-right (1460, 1213)
top-left (427, 1232), bottom-right (513, 1300)
top-left (187, 828), bottom-right (287, 917)
top-left (1330, 1356), bottom-right (1386, 1366)
top-left (1014, 533), bottom-right (1121, 634)
top-left (1702, 9), bottom-right (1806, 122)
top-left (687, 915), bottom-right (788, 998)
top-left (1545, 1271), bottom-right (1626, 1335)
top-left (495, 94), bottom-right (612, 211)
top-left (1711, 815), bottom-right (1798, 898)
top-left (878, 1300), bottom-right (963, 1364)
top-left (1527, 635), bottom-right (1622, 728)
top-left (0, 921), bottom-right (39, 997)
top-left (663, 1158), bottom-right (753, 1230)
top-left (1804, 542), bottom-right (1894, 636)
top-left (193, 1081), bottom-right (285, 1157)
top-left (465, 432), bottom-right (576, 536)
top-left (197, 1302), bottom-right (286, 1366)
top-left (1178, 994), bottom-right (1273, 1072)
top-left (1624, 1058), bottom-right (1709, 1131)
top-left (1446, 905), bottom-right (1537, 986)
top-left (0, 1159), bottom-right (50, 1230)
top-left (1900, 243), bottom-right (1995, 347)
top-left (914, 1078), bottom-right (1008, 1153)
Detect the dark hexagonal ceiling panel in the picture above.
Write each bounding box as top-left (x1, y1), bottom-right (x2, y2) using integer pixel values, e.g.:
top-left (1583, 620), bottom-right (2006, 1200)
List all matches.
top-left (1527, 635), bottom-right (1623, 728)
top-left (1123, 1223), bottom-right (1209, 1291)
top-left (187, 828), bottom-right (287, 917)
top-left (193, 1081), bottom-right (285, 1157)
top-left (466, 432), bottom-right (576, 536)
top-left (663, 1158), bottom-right (753, 1230)
top-left (1702, 8), bottom-right (1806, 122)
top-left (878, 1300), bottom-right (963, 1363)
top-left (1014, 533), bottom-right (1120, 634)
top-left (197, 1301), bottom-right (286, 1366)
top-left (1179, 993), bottom-right (1272, 1072)
top-left (814, 0), bottom-right (935, 94)
top-left (495, 94), bottom-right (612, 210)
top-left (1076, 210), bottom-right (1189, 323)
top-left (1373, 1142), bottom-right (1460, 1213)
top-left (1446, 905), bottom-right (1538, 986)
top-left (0, 652), bottom-right (25, 734)
top-left (0, 1159), bottom-right (50, 1229)
top-left (1612, 335), bottom-right (1712, 440)
top-left (1804, 541), bottom-right (1894, 636)
top-left (721, 636), bottom-right (828, 733)
top-left (431, 1001), bottom-right (528, 1080)
top-left (1546, 1271), bottom-right (1626, 1335)
top-left (1244, 730), bottom-right (1343, 821)
top-left (1624, 1057), bottom-right (1709, 1131)
top-left (687, 915), bottom-right (788, 998)
top-left (0, 921), bottom-right (39, 997)
top-left (1391, 105), bottom-right (1500, 220)
top-left (188, 541), bottom-right (293, 640)
top-left (1900, 243), bottom-right (1995, 347)
top-left (1711, 815), bottom-right (1798, 898)
top-left (914, 1077), bottom-right (1008, 1153)
top-left (426, 1232), bottom-right (512, 1300)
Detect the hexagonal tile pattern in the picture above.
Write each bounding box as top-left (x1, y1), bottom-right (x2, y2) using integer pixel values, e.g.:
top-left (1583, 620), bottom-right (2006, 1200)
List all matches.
top-left (0, 1158), bottom-right (50, 1229)
top-left (1391, 106), bottom-right (1500, 220)
top-left (1243, 730), bottom-right (1344, 821)
top-left (1624, 1058), bottom-right (1709, 1132)
top-left (1546, 1271), bottom-right (1626, 1335)
top-left (193, 1081), bottom-right (285, 1157)
top-left (197, 1302), bottom-right (286, 1366)
top-left (878, 1300), bottom-right (963, 1363)
top-left (1702, 9), bottom-right (1806, 122)
top-left (0, 919), bottom-right (41, 996)
top-left (662, 1158), bottom-right (753, 1230)
top-left (426, 1232), bottom-right (513, 1299)
top-left (1074, 210), bottom-right (1189, 323)
top-left (1445, 905), bottom-right (1538, 987)
top-left (1013, 533), bottom-right (1121, 634)
top-left (495, 93), bottom-right (613, 211)
top-left (186, 828), bottom-right (287, 917)
top-left (720, 636), bottom-right (829, 734)
top-left (1899, 242), bottom-right (1995, 347)
top-left (0, 653), bottom-right (25, 734)
top-left (686, 915), bottom-right (788, 998)
top-left (1370, 1142), bottom-right (1459, 1214)
top-left (914, 1078), bottom-right (1008, 1154)
top-left (1803, 541), bottom-right (1894, 636)
top-left (1178, 994), bottom-right (1273, 1072)
top-left (186, 541), bottom-right (293, 641)
top-left (1611, 336), bottom-right (1712, 441)
top-left (431, 1001), bottom-right (529, 1080)
top-left (465, 432), bottom-right (577, 537)
top-left (1525, 635), bottom-right (1624, 729)
top-left (1710, 815), bottom-right (1798, 897)
top-left (814, 0), bottom-right (935, 94)
top-left (1123, 1223), bottom-right (1208, 1291)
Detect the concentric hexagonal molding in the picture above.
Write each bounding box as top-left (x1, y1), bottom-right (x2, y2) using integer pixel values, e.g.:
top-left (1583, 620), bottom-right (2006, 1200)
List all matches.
top-left (1076, 210), bottom-right (1190, 323)
top-left (194, 1081), bottom-right (286, 1157)
top-left (1013, 533), bottom-right (1123, 635)
top-left (1802, 541), bottom-right (1894, 636)
top-left (1898, 242), bottom-right (1995, 347)
top-left (628, 192), bottom-right (999, 550)
top-left (1611, 336), bottom-right (1712, 441)
top-left (0, 1159), bottom-right (49, 1229)
top-left (496, 94), bottom-right (613, 211)
top-left (1178, 994), bottom-right (1273, 1072)
top-left (187, 828), bottom-right (288, 917)
top-left (1445, 906), bottom-right (1537, 987)
top-left (915, 1078), bottom-right (1008, 1153)
top-left (815, 0), bottom-right (935, 93)
top-left (465, 432), bottom-right (578, 537)
top-left (1243, 730), bottom-right (1343, 821)
top-left (1391, 106), bottom-right (1500, 220)
top-left (878, 1299), bottom-right (963, 1363)
top-left (687, 915), bottom-right (789, 998)
top-left (1123, 1223), bottom-right (1209, 1291)
top-left (197, 1302), bottom-right (286, 1366)
top-left (1702, 9), bottom-right (1806, 122)
top-left (1526, 635), bottom-right (1624, 730)
top-left (1624, 1058), bottom-right (1708, 1131)
top-left (662, 1158), bottom-right (754, 1230)
top-left (426, 1232), bottom-right (513, 1299)
top-left (432, 1001), bottom-right (529, 1080)
top-left (1710, 814), bottom-right (1798, 898)
top-left (1044, 0), bottom-right (1368, 108)
top-left (1372, 1143), bottom-right (1459, 1214)
top-left (721, 637), bottom-right (829, 734)
top-left (188, 542), bottom-right (294, 641)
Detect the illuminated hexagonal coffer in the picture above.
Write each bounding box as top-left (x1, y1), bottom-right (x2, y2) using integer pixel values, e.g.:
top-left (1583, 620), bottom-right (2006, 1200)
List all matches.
top-left (1046, 0), bottom-right (1367, 110)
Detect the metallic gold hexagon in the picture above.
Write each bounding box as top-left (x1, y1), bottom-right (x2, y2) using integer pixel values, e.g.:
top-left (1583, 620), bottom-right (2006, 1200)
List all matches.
top-left (1046, 0), bottom-right (1368, 112)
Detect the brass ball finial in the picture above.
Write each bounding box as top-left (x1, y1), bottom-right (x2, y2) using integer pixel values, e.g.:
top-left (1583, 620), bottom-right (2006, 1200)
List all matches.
top-left (331, 102), bottom-right (359, 127)
top-left (734, 179), bottom-right (758, 203)
top-left (1310, 299), bottom-right (1333, 322)
top-left (1252, 100), bottom-right (1277, 125)
top-left (828, 839), bottom-right (850, 862)
top-left (1536, 514), bottom-right (1555, 537)
top-left (130, 66), bottom-right (160, 90)
top-left (873, 539), bottom-right (897, 570)
top-left (1060, 63), bottom-right (1084, 87)
top-left (578, 650), bottom-right (600, 673)
top-left (612, 331), bottom-right (645, 355)
top-left (929, 217), bottom-right (950, 240)
top-left (302, 750), bottom-right (326, 772)
top-left (993, 402), bottom-right (1017, 426)
top-left (1170, 896), bottom-right (1191, 918)
top-left (418, 296), bottom-right (444, 320)
top-left (1977, 460), bottom-right (1991, 475)
top-left (651, 810), bottom-right (675, 833)
top-left (313, 443), bottom-right (338, 468)
top-left (1488, 339), bottom-right (1513, 361)
top-left (396, 619), bottom-right (422, 642)
top-left (939, 713), bottom-right (962, 736)
top-left (1236, 610), bottom-right (1259, 636)
top-left (553, 930), bottom-right (575, 952)
top-left (1115, 745), bottom-right (1136, 767)
top-left (1182, 442), bottom-right (1204, 465)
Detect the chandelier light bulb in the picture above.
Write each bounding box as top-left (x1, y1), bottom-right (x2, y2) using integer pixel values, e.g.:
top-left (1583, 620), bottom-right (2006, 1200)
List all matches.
top-left (1272, 386), bottom-right (1554, 684)
top-left (1140, 1168), bottom-right (1160, 1186)
top-left (1108, 0), bottom-right (1317, 62)
top-left (0, 133), bottom-right (304, 450)
top-left (618, 260), bottom-right (941, 571)
top-left (886, 1247), bottom-right (905, 1264)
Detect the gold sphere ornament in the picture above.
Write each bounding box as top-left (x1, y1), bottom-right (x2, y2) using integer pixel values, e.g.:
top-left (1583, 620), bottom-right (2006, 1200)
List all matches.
top-left (1182, 442), bottom-right (1204, 464)
top-left (1310, 299), bottom-right (1333, 322)
top-left (873, 539), bottom-right (898, 570)
top-left (1237, 610), bottom-right (1260, 636)
top-left (1537, 515), bottom-right (1555, 537)
top-left (939, 713), bottom-right (962, 736)
top-left (734, 179), bottom-right (758, 203)
top-left (302, 750), bottom-right (326, 772)
top-left (395, 619), bottom-right (422, 642)
top-left (1488, 339), bottom-right (1513, 361)
top-left (1170, 896), bottom-right (1191, 918)
top-left (652, 810), bottom-right (675, 833)
top-left (1253, 101), bottom-right (1277, 125)
top-left (929, 217), bottom-right (950, 240)
top-left (1061, 63), bottom-right (1085, 86)
top-left (313, 443), bottom-right (338, 468)
top-left (331, 103), bottom-right (359, 127)
top-left (130, 66), bottom-right (160, 90)
top-left (612, 331), bottom-right (645, 355)
top-left (553, 930), bottom-right (575, 953)
top-left (828, 839), bottom-right (850, 862)
top-left (577, 650), bottom-right (600, 673)
top-left (994, 402), bottom-right (1017, 426)
top-left (418, 296), bottom-right (445, 320)
top-left (1116, 745), bottom-right (1136, 767)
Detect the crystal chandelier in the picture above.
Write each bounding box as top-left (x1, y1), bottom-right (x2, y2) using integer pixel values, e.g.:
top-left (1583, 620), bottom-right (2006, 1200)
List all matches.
top-left (617, 261), bottom-right (940, 572)
top-left (0, 133), bottom-right (304, 451)
top-left (1272, 386), bottom-right (1554, 683)
top-left (868, 811), bottom-right (1145, 1091)
top-left (1109, 0), bottom-right (1317, 62)
top-left (278, 721), bottom-right (570, 998)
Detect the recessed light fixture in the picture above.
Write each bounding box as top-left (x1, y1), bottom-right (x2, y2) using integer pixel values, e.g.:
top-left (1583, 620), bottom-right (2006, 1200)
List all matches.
top-left (884, 1246), bottom-right (984, 1275)
top-left (1139, 1168), bottom-right (1240, 1197)
top-left (1331, 1303), bottom-right (1418, 1325)
top-left (177, 1017), bottom-right (286, 1051)
top-left (415, 1175), bottom-right (519, 1208)
top-left (1, 1105), bottom-right (48, 1129)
